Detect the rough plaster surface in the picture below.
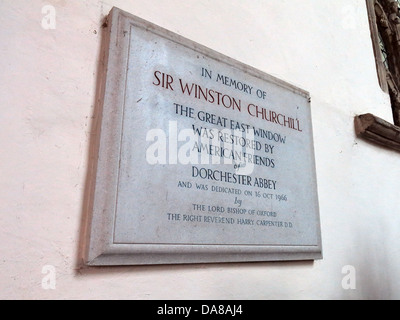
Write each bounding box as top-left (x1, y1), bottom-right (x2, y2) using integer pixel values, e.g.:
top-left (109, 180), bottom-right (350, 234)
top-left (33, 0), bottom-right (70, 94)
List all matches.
top-left (0, 0), bottom-right (399, 299)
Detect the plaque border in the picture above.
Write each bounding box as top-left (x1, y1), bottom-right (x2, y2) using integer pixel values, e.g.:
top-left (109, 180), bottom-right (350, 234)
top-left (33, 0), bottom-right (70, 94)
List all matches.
top-left (85, 7), bottom-right (322, 266)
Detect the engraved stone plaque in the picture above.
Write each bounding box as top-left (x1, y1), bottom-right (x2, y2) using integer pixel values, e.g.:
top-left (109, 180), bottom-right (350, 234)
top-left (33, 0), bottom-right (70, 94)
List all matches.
top-left (86, 7), bottom-right (322, 265)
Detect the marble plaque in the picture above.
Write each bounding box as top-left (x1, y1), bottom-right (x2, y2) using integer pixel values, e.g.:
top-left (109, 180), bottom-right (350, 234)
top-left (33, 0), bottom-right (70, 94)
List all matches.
top-left (86, 7), bottom-right (322, 265)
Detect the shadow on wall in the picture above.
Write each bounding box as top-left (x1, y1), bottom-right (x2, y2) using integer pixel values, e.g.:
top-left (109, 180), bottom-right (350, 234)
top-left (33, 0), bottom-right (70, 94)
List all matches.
top-left (75, 12), bottom-right (109, 271)
top-left (75, 259), bottom-right (314, 276)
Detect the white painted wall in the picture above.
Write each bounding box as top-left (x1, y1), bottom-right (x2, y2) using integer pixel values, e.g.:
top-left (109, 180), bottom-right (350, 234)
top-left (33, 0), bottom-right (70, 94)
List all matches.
top-left (1, 0), bottom-right (399, 299)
